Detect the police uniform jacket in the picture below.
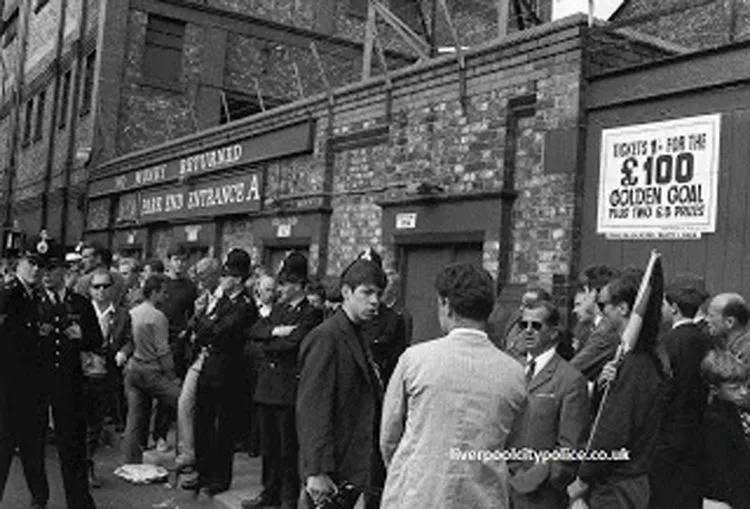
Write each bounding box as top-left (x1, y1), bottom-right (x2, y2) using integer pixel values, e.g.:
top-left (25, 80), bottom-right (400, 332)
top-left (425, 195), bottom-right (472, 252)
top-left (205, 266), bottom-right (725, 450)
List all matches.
top-left (0, 277), bottom-right (44, 393)
top-left (37, 289), bottom-right (103, 379)
top-left (193, 289), bottom-right (258, 388)
top-left (361, 303), bottom-right (407, 386)
top-left (251, 298), bottom-right (323, 406)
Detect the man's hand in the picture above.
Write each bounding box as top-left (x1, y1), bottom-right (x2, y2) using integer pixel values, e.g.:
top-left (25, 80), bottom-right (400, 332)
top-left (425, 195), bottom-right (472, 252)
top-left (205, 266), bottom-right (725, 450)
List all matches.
top-left (306, 474), bottom-right (337, 506)
top-left (65, 323), bottom-right (82, 340)
top-left (598, 360), bottom-right (618, 386)
top-left (115, 351), bottom-right (128, 368)
top-left (272, 325), bottom-right (297, 337)
top-left (567, 478), bottom-right (589, 502)
top-left (570, 499), bottom-right (589, 509)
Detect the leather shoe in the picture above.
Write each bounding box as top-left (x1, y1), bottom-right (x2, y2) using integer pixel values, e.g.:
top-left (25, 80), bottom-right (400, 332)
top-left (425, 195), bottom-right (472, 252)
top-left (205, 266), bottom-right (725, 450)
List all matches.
top-left (241, 492), bottom-right (281, 508)
top-left (205, 483), bottom-right (229, 496)
top-left (181, 476), bottom-right (201, 491)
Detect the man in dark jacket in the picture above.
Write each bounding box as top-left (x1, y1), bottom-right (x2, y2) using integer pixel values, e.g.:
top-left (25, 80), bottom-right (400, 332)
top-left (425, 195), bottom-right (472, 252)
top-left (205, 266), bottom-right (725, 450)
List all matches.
top-left (242, 252), bottom-right (323, 509)
top-left (297, 257), bottom-right (387, 509)
top-left (570, 271), bottom-right (668, 509)
top-left (37, 241), bottom-right (101, 509)
top-left (0, 236), bottom-right (49, 508)
top-left (649, 284), bottom-right (710, 509)
top-left (193, 249), bottom-right (258, 496)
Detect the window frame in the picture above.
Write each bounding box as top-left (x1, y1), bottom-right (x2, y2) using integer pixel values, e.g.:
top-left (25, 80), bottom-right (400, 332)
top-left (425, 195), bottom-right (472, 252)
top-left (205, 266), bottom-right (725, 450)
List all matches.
top-left (79, 51), bottom-right (96, 117)
top-left (2, 7), bottom-right (19, 48)
top-left (142, 14), bottom-right (186, 86)
top-left (58, 69), bottom-right (72, 129)
top-left (33, 90), bottom-right (45, 143)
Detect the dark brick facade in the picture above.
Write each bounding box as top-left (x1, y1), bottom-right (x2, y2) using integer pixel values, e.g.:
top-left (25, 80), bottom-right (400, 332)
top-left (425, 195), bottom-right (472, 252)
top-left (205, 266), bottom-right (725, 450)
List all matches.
top-left (88, 15), bottom-right (678, 294)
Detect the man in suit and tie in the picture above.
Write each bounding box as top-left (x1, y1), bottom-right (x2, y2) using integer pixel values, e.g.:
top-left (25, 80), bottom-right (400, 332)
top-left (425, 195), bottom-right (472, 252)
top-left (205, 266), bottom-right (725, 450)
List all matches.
top-left (649, 285), bottom-right (711, 509)
top-left (297, 256), bottom-right (387, 509)
top-left (508, 301), bottom-right (590, 509)
top-left (243, 252), bottom-right (323, 509)
top-left (87, 266), bottom-right (133, 486)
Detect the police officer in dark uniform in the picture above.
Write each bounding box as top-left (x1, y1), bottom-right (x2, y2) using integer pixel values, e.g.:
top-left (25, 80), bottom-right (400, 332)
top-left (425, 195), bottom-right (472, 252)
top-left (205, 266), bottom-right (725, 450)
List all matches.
top-left (242, 252), bottom-right (324, 509)
top-left (191, 249), bottom-right (259, 496)
top-left (0, 234), bottom-right (49, 508)
top-left (37, 239), bottom-right (100, 509)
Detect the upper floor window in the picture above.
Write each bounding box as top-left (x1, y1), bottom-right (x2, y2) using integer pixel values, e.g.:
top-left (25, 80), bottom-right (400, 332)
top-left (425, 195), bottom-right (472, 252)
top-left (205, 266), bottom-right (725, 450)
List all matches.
top-left (33, 90), bottom-right (45, 142)
top-left (58, 70), bottom-right (71, 128)
top-left (349, 0), bottom-right (368, 18)
top-left (80, 51), bottom-right (96, 116)
top-left (22, 98), bottom-right (33, 146)
top-left (143, 14), bottom-right (186, 84)
top-left (35, 0), bottom-right (51, 14)
top-left (2, 8), bottom-right (18, 48)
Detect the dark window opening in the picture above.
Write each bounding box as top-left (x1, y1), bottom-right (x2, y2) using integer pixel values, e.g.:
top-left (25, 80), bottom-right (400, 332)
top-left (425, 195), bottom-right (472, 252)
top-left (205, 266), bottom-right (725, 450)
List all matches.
top-left (391, 0), bottom-right (420, 29)
top-left (2, 8), bottom-right (19, 47)
top-left (58, 70), bottom-right (71, 129)
top-left (33, 91), bottom-right (45, 142)
top-left (80, 51), bottom-right (96, 116)
top-left (22, 99), bottom-right (33, 146)
top-left (143, 14), bottom-right (186, 84)
top-left (35, 0), bottom-right (51, 13)
top-left (219, 91), bottom-right (287, 125)
top-left (349, 0), bottom-right (368, 18)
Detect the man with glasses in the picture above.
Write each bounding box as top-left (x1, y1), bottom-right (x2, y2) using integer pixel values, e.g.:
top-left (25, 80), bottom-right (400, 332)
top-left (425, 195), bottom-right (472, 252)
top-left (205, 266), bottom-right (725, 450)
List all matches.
top-left (508, 301), bottom-right (589, 509)
top-left (88, 267), bottom-right (133, 482)
top-left (570, 265), bottom-right (621, 382)
top-left (37, 240), bottom-right (101, 509)
top-left (0, 235), bottom-right (50, 508)
top-left (500, 285), bottom-right (552, 363)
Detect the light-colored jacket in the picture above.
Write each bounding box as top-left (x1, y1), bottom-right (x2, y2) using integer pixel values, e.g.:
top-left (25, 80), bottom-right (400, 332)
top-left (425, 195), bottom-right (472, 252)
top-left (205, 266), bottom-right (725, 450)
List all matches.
top-left (380, 328), bottom-right (527, 509)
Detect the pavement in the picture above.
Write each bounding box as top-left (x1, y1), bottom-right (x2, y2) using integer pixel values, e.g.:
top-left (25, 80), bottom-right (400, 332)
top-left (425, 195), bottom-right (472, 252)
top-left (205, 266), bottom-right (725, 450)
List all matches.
top-left (2, 428), bottom-right (266, 509)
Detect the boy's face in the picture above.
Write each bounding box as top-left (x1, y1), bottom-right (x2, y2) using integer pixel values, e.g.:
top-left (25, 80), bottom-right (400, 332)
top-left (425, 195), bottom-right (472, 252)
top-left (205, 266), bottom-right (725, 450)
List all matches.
top-left (715, 381), bottom-right (750, 407)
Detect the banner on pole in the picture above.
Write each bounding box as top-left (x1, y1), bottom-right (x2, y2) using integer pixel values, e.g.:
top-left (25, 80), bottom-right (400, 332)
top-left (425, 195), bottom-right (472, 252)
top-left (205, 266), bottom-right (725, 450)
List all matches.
top-left (597, 114), bottom-right (721, 240)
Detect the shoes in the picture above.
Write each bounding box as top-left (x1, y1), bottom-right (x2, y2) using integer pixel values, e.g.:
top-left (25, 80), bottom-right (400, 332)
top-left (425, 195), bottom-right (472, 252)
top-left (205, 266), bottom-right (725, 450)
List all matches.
top-left (241, 492), bottom-right (281, 508)
top-left (29, 503), bottom-right (47, 509)
top-left (88, 462), bottom-right (102, 489)
top-left (156, 438), bottom-right (170, 452)
top-left (180, 476), bottom-right (201, 491)
top-left (204, 484), bottom-right (229, 496)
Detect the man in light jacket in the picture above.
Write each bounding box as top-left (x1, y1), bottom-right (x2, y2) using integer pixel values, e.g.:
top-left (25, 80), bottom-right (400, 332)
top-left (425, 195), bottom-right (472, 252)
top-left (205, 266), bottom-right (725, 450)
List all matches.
top-left (380, 263), bottom-right (527, 509)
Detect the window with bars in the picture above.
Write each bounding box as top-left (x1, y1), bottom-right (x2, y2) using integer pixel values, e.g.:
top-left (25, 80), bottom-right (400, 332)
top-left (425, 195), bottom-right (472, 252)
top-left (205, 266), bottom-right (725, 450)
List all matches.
top-left (58, 70), bottom-right (71, 129)
top-left (143, 14), bottom-right (186, 84)
top-left (219, 90), bottom-right (287, 125)
top-left (33, 91), bottom-right (45, 142)
top-left (80, 51), bottom-right (96, 116)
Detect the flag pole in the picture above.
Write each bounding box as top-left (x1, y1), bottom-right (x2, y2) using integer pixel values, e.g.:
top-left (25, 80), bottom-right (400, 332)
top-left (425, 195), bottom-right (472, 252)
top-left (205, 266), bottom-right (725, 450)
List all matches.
top-left (567, 249), bottom-right (662, 505)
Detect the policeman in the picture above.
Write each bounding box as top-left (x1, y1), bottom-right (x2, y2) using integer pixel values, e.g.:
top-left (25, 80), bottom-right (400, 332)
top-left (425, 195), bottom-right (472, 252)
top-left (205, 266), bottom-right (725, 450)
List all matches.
top-left (243, 252), bottom-right (324, 509)
top-left (0, 234), bottom-right (49, 508)
top-left (191, 249), bottom-right (259, 496)
top-left (37, 239), bottom-right (100, 509)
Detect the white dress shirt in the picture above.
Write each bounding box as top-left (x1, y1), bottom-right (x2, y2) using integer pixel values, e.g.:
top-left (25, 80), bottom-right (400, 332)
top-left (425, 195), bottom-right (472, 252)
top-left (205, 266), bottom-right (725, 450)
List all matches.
top-left (525, 345), bottom-right (557, 380)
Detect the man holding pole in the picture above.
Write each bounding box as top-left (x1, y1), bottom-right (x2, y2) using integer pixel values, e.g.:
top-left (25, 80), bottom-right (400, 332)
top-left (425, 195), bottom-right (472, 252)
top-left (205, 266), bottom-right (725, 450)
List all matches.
top-left (568, 259), bottom-right (669, 509)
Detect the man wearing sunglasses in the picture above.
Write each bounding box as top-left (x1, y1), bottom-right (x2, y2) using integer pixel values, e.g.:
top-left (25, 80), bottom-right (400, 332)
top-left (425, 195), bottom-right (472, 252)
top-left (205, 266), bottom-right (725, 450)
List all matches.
top-left (508, 301), bottom-right (589, 509)
top-left (0, 235), bottom-right (50, 508)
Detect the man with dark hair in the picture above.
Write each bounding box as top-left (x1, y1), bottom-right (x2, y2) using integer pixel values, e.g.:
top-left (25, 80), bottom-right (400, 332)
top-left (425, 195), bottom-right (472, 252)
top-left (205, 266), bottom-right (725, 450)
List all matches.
top-left (570, 266), bottom-right (626, 382)
top-left (297, 257), bottom-right (388, 509)
top-left (570, 271), bottom-right (668, 509)
top-left (648, 285), bottom-right (711, 509)
top-left (706, 293), bottom-right (750, 363)
top-left (243, 252), bottom-right (323, 509)
top-left (76, 243), bottom-right (125, 303)
top-left (122, 274), bottom-right (180, 464)
top-left (380, 263), bottom-right (526, 508)
top-left (508, 301), bottom-right (589, 509)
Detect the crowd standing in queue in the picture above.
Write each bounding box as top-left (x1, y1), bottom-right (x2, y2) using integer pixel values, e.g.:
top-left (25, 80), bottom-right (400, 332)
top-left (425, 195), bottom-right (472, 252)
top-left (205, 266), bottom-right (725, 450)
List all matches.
top-left (2, 234), bottom-right (750, 509)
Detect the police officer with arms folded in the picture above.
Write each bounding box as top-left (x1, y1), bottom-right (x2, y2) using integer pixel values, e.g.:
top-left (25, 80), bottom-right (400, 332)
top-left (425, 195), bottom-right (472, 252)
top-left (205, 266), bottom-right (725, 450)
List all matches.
top-left (0, 234), bottom-right (50, 508)
top-left (243, 252), bottom-right (324, 509)
top-left (37, 238), bottom-right (100, 509)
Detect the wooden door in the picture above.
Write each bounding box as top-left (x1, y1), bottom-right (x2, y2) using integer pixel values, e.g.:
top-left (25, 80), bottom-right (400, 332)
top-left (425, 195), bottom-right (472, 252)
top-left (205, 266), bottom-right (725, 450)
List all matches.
top-left (402, 243), bottom-right (483, 345)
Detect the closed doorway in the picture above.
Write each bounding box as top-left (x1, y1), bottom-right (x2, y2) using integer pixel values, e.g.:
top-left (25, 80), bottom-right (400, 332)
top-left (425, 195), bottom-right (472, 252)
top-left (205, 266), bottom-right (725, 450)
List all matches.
top-left (401, 242), bottom-right (483, 345)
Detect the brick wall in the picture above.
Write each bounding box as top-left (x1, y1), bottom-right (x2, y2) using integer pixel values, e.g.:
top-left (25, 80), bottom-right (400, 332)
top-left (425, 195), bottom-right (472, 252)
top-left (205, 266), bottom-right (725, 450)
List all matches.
top-left (610, 0), bottom-right (748, 49)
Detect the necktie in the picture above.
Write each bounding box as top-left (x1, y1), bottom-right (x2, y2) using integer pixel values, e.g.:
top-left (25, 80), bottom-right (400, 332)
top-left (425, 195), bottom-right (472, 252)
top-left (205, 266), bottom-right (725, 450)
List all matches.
top-left (526, 358), bottom-right (536, 383)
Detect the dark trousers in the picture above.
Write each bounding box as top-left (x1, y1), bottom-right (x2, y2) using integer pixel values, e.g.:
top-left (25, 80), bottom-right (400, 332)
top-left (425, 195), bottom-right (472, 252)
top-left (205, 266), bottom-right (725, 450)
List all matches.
top-left (195, 373), bottom-right (241, 490)
top-left (106, 368), bottom-right (127, 431)
top-left (83, 376), bottom-right (107, 462)
top-left (258, 403), bottom-right (299, 505)
top-left (0, 388), bottom-right (49, 506)
top-left (48, 373), bottom-right (97, 509)
top-left (590, 475), bottom-right (649, 509)
top-left (649, 454), bottom-right (702, 509)
top-left (122, 361), bottom-right (180, 464)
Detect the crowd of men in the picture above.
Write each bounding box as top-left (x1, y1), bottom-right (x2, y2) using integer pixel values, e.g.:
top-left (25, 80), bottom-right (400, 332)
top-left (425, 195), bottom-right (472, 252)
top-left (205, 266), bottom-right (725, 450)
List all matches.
top-left (1, 233), bottom-right (750, 509)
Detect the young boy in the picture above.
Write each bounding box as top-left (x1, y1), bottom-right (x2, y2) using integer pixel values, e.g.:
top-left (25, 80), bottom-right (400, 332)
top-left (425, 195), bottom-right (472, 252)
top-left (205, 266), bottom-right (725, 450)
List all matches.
top-left (701, 349), bottom-right (750, 509)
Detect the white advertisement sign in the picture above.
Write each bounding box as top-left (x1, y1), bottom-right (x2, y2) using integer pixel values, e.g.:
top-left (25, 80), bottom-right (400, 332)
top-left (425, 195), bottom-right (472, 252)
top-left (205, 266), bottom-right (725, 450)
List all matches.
top-left (597, 114), bottom-right (721, 240)
top-left (551, 0), bottom-right (624, 21)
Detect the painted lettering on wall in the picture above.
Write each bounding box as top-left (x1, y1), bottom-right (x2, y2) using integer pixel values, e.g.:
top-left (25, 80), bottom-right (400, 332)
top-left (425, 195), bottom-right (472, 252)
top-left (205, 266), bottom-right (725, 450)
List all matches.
top-left (179, 145), bottom-right (243, 176)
